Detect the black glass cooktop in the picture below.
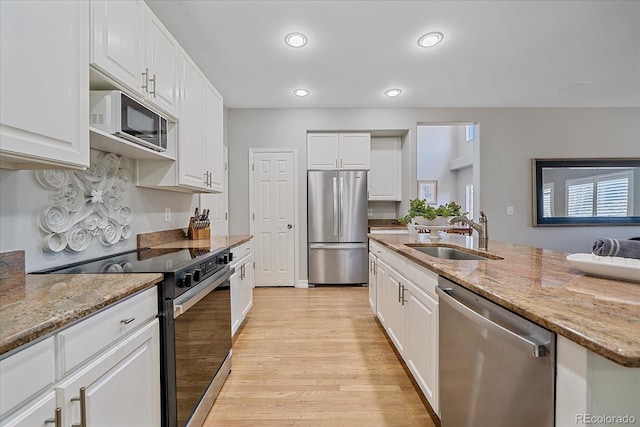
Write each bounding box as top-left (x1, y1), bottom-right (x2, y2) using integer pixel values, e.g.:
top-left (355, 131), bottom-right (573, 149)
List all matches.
top-left (36, 246), bottom-right (228, 275)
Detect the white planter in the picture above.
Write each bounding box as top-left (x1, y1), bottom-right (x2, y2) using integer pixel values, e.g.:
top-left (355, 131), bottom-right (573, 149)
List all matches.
top-left (414, 216), bottom-right (450, 226)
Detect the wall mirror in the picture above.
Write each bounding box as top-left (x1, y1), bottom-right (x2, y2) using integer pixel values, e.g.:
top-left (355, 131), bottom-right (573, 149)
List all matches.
top-left (532, 158), bottom-right (640, 226)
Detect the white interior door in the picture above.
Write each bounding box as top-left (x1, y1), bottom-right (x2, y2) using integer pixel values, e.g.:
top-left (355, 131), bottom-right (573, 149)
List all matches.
top-left (251, 151), bottom-right (296, 286)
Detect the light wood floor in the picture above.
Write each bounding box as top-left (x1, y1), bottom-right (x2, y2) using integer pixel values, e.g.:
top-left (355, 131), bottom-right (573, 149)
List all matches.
top-left (204, 286), bottom-right (435, 426)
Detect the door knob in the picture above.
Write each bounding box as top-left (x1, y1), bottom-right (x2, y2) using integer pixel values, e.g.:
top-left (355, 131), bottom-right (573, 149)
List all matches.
top-left (287, 224), bottom-right (293, 229)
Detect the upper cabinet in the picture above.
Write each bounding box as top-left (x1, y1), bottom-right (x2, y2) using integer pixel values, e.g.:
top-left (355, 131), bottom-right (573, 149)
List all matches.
top-left (0, 0), bottom-right (89, 170)
top-left (137, 50), bottom-right (224, 193)
top-left (91, 0), bottom-right (178, 117)
top-left (307, 133), bottom-right (370, 170)
top-left (369, 137), bottom-right (401, 201)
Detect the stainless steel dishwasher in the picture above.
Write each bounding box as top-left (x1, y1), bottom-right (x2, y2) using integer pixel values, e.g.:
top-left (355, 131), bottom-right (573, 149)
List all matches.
top-left (436, 277), bottom-right (555, 427)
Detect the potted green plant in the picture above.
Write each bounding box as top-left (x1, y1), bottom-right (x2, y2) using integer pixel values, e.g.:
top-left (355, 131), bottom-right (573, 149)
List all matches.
top-left (398, 199), bottom-right (465, 226)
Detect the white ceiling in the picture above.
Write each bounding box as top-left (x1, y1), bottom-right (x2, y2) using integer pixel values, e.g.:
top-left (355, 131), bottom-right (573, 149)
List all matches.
top-left (146, 0), bottom-right (640, 109)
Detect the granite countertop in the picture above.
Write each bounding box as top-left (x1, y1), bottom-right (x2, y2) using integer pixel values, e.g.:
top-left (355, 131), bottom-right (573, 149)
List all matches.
top-left (369, 233), bottom-right (640, 367)
top-left (0, 272), bottom-right (163, 355)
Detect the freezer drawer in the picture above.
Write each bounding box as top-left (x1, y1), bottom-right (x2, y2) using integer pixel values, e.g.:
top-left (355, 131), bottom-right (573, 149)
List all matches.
top-left (308, 243), bottom-right (368, 285)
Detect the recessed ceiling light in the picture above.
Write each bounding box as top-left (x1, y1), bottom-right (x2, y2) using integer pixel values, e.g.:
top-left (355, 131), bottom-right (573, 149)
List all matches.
top-left (384, 89), bottom-right (402, 97)
top-left (285, 33), bottom-right (308, 48)
top-left (293, 88), bottom-right (310, 97)
top-left (418, 32), bottom-right (444, 48)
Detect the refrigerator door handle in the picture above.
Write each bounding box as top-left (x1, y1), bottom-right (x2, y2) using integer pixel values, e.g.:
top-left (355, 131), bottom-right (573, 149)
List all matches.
top-left (339, 176), bottom-right (344, 238)
top-left (332, 176), bottom-right (338, 236)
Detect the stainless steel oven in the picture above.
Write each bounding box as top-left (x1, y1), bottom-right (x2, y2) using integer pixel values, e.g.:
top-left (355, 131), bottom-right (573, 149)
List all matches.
top-left (171, 266), bottom-right (232, 427)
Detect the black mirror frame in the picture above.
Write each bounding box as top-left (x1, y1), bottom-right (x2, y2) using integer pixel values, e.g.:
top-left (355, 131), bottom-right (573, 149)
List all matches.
top-left (532, 158), bottom-right (640, 226)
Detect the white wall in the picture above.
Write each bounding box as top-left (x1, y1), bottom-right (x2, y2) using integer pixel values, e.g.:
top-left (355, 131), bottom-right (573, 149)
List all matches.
top-left (226, 107), bottom-right (639, 281)
top-left (0, 149), bottom-right (198, 272)
top-left (416, 125), bottom-right (457, 205)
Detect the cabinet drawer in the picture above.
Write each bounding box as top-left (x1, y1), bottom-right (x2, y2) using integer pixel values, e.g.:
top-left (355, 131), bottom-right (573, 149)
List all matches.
top-left (57, 287), bottom-right (157, 378)
top-left (0, 337), bottom-right (55, 417)
top-left (231, 241), bottom-right (252, 266)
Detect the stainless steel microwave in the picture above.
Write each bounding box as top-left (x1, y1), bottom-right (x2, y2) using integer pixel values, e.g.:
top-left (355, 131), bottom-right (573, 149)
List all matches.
top-left (90, 90), bottom-right (168, 152)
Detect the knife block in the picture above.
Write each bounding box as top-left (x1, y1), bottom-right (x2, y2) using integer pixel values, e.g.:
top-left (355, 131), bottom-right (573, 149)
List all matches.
top-left (187, 217), bottom-right (211, 240)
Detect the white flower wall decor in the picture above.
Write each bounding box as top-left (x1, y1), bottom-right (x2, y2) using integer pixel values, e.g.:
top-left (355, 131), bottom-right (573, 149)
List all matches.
top-left (36, 152), bottom-right (133, 252)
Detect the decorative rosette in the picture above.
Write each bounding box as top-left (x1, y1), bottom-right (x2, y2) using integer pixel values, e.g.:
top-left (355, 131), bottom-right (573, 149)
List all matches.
top-left (35, 150), bottom-right (133, 252)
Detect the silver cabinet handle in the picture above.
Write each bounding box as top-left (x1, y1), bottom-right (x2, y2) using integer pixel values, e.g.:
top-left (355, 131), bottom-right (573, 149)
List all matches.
top-left (44, 408), bottom-right (61, 427)
top-left (401, 284), bottom-right (407, 306)
top-left (71, 387), bottom-right (87, 427)
top-left (398, 282), bottom-right (402, 303)
top-left (141, 68), bottom-right (150, 93)
top-left (120, 317), bottom-right (135, 324)
top-left (149, 73), bottom-right (157, 98)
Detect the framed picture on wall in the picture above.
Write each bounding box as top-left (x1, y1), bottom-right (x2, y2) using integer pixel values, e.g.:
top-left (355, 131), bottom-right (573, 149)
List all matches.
top-left (418, 180), bottom-right (438, 205)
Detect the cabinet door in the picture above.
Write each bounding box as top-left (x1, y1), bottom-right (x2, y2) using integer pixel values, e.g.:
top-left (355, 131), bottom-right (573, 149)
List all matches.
top-left (375, 259), bottom-right (388, 325)
top-left (385, 266), bottom-right (407, 356)
top-left (204, 83), bottom-right (224, 193)
top-left (368, 253), bottom-right (377, 315)
top-left (339, 133), bottom-right (370, 170)
top-left (178, 53), bottom-right (206, 190)
top-left (307, 133), bottom-right (339, 169)
top-left (0, 391), bottom-right (57, 427)
top-left (0, 0), bottom-right (89, 170)
top-left (57, 320), bottom-right (160, 427)
top-left (230, 270), bottom-right (241, 337)
top-left (90, 0), bottom-right (145, 95)
top-left (241, 258), bottom-right (254, 319)
top-left (369, 137), bottom-right (401, 200)
top-left (199, 148), bottom-right (228, 236)
top-left (405, 281), bottom-right (439, 415)
top-left (146, 10), bottom-right (179, 116)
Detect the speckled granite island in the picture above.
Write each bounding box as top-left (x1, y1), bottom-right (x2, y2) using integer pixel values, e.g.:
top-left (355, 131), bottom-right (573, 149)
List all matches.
top-left (0, 272), bottom-right (162, 355)
top-left (368, 233), bottom-right (640, 368)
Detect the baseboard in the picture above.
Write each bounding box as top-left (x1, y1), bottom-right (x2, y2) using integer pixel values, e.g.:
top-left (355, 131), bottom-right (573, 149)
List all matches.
top-left (297, 280), bottom-right (309, 288)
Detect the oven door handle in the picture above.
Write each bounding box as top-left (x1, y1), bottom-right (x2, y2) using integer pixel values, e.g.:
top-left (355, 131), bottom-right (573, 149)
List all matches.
top-left (174, 267), bottom-right (233, 319)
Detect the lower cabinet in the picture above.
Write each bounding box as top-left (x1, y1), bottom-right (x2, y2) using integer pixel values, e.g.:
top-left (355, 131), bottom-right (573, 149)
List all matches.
top-left (370, 242), bottom-right (440, 416)
top-left (56, 320), bottom-right (160, 427)
top-left (0, 287), bottom-right (160, 427)
top-left (230, 241), bottom-right (254, 337)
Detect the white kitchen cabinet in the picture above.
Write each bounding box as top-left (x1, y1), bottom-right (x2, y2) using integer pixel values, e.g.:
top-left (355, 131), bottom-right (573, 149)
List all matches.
top-left (369, 241), bottom-right (440, 415)
top-left (91, 0), bottom-right (178, 117)
top-left (204, 83), bottom-right (224, 193)
top-left (230, 241), bottom-right (254, 336)
top-left (200, 146), bottom-right (229, 236)
top-left (369, 137), bottom-right (401, 200)
top-left (368, 252), bottom-right (378, 314)
top-left (178, 53), bottom-right (207, 190)
top-left (405, 280), bottom-right (439, 415)
top-left (56, 320), bottom-right (160, 427)
top-left (307, 133), bottom-right (370, 170)
top-left (0, 287), bottom-right (160, 427)
top-left (0, 0), bottom-right (89, 170)
top-left (137, 51), bottom-right (224, 193)
top-left (0, 338), bottom-right (55, 422)
top-left (384, 266), bottom-right (407, 356)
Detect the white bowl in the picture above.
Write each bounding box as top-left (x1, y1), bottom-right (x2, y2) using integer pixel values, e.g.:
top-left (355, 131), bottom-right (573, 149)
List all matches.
top-left (414, 216), bottom-right (449, 226)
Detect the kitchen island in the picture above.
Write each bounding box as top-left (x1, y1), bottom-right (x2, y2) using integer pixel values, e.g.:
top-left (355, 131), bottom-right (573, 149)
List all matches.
top-left (368, 232), bottom-right (640, 426)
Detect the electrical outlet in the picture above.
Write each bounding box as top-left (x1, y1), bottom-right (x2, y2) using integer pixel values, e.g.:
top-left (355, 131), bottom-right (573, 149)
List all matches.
top-left (506, 206), bottom-right (514, 216)
top-left (164, 208), bottom-right (171, 222)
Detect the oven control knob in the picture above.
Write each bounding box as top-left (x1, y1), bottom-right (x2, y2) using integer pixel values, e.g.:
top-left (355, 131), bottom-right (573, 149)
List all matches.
top-left (184, 273), bottom-right (193, 287)
top-left (222, 255), bottom-right (229, 264)
top-left (177, 276), bottom-right (185, 287)
top-left (193, 269), bottom-right (201, 281)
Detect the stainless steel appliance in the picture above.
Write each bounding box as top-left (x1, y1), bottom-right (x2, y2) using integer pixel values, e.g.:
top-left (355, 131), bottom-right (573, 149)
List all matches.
top-left (37, 246), bottom-right (233, 427)
top-left (90, 90), bottom-right (168, 151)
top-left (436, 277), bottom-right (555, 427)
top-left (308, 170), bottom-right (368, 285)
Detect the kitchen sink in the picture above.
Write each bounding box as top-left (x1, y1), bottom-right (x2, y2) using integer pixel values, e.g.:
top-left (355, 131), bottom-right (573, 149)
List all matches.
top-left (409, 246), bottom-right (499, 260)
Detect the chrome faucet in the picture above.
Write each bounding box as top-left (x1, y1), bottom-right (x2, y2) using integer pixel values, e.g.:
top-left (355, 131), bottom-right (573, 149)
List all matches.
top-left (448, 211), bottom-right (489, 250)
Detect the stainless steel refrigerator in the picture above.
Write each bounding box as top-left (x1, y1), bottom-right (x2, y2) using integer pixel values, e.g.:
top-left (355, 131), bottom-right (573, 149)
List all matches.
top-left (308, 170), bottom-right (368, 285)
